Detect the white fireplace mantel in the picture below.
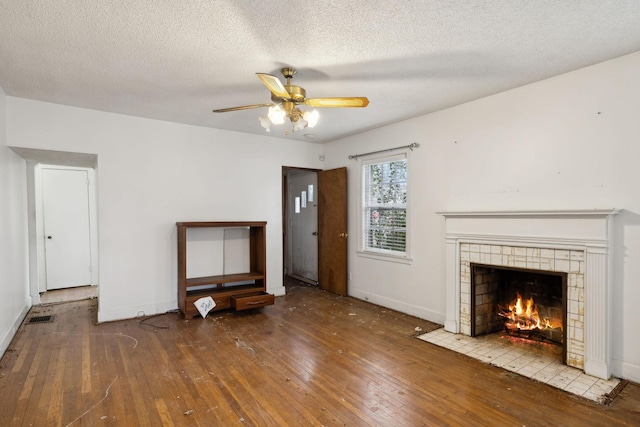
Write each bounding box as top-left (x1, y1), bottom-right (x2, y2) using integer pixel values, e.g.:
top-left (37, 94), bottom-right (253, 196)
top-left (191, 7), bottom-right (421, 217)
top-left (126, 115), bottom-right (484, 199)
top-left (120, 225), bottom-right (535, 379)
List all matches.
top-left (438, 209), bottom-right (619, 379)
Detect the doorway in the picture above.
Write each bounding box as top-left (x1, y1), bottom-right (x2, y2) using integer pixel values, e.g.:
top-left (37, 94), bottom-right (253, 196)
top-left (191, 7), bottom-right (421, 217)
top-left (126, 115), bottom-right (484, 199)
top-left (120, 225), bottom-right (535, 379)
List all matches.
top-left (35, 164), bottom-right (99, 298)
top-left (283, 166), bottom-right (348, 296)
top-left (284, 168), bottom-right (319, 285)
top-left (8, 147), bottom-right (100, 306)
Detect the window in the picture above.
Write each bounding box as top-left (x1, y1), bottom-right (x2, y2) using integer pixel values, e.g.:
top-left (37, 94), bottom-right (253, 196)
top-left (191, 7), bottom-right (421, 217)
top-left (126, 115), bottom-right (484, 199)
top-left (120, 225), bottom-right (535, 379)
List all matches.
top-left (360, 152), bottom-right (410, 259)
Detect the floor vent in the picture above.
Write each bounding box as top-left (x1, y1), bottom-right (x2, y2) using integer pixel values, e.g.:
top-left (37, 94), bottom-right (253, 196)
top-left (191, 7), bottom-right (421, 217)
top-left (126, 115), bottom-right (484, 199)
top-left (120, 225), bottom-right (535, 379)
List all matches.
top-left (28, 315), bottom-right (54, 324)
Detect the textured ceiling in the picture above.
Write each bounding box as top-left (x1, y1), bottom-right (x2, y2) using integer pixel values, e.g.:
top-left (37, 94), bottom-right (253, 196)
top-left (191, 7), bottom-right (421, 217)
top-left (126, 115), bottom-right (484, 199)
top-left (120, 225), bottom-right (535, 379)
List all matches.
top-left (1, 1), bottom-right (640, 143)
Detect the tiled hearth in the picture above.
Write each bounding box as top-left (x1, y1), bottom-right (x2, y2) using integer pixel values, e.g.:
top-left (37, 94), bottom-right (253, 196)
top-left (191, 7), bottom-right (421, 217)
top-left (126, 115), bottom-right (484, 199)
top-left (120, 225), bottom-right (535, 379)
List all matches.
top-left (438, 210), bottom-right (619, 380)
top-left (418, 328), bottom-right (620, 403)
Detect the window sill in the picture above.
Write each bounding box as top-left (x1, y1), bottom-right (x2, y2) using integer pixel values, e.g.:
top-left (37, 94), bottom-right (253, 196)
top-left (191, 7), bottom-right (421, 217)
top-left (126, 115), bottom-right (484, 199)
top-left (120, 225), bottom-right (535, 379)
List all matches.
top-left (356, 251), bottom-right (413, 265)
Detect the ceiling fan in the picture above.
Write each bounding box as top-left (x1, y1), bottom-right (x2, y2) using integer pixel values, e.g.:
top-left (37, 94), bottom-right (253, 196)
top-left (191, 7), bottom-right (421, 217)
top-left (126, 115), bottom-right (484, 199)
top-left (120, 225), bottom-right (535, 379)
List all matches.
top-left (212, 67), bottom-right (369, 132)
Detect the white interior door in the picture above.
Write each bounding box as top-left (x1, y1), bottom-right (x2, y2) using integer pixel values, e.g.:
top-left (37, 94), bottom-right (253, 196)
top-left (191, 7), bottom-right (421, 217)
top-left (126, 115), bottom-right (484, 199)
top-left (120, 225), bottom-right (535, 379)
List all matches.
top-left (42, 168), bottom-right (93, 290)
top-left (288, 170), bottom-right (318, 283)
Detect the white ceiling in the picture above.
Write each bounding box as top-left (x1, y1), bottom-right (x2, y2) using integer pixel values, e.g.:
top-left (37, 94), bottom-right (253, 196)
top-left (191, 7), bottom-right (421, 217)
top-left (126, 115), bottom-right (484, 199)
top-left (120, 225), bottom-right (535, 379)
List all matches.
top-left (1, 1), bottom-right (640, 143)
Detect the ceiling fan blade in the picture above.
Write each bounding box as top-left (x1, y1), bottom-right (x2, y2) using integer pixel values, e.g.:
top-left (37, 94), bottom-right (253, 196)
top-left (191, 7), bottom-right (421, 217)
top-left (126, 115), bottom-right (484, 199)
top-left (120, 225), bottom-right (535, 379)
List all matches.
top-left (212, 103), bottom-right (273, 113)
top-left (304, 97), bottom-right (369, 108)
top-left (256, 73), bottom-right (290, 99)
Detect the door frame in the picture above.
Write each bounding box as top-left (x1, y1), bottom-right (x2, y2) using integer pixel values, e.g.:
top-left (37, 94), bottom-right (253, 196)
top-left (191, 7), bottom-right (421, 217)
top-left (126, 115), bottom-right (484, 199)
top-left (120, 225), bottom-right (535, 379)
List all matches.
top-left (35, 164), bottom-right (99, 293)
top-left (282, 166), bottom-right (349, 295)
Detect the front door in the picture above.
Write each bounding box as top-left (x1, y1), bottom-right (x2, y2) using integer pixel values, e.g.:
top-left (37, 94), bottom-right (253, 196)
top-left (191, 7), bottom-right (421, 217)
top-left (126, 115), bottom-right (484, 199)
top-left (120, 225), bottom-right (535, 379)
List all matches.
top-left (318, 167), bottom-right (348, 296)
top-left (42, 167), bottom-right (93, 290)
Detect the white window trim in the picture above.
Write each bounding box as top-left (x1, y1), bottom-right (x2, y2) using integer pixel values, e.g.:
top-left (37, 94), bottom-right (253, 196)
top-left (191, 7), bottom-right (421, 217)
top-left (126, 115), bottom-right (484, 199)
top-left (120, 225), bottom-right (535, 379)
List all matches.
top-left (356, 149), bottom-right (413, 264)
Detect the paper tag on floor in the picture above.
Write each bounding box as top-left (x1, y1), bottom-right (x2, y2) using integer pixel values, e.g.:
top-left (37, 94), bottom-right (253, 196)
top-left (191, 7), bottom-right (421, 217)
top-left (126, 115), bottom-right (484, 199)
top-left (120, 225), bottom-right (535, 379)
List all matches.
top-left (193, 296), bottom-right (216, 318)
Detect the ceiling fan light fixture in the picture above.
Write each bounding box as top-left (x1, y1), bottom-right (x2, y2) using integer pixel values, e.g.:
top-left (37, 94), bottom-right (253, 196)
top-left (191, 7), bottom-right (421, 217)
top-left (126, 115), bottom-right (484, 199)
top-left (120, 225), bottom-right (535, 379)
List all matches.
top-left (259, 116), bottom-right (271, 132)
top-left (267, 104), bottom-right (286, 124)
top-left (292, 119), bottom-right (307, 132)
top-left (303, 109), bottom-right (319, 128)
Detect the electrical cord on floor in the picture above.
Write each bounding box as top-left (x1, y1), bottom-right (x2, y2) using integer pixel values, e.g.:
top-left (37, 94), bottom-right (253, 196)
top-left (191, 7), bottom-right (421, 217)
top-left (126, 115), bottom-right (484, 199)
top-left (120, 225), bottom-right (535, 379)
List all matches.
top-left (138, 309), bottom-right (180, 329)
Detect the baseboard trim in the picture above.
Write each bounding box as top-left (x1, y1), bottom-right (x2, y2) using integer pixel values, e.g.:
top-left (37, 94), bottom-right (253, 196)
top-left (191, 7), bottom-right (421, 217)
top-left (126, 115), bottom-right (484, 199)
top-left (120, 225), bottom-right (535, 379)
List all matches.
top-left (612, 359), bottom-right (640, 383)
top-left (349, 288), bottom-right (445, 325)
top-left (98, 300), bottom-right (177, 323)
top-left (0, 299), bottom-right (31, 358)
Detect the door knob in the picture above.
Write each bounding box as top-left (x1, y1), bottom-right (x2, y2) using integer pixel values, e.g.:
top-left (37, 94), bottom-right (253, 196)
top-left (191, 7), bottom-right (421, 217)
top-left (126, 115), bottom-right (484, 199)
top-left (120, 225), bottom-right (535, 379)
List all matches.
top-left (339, 233), bottom-right (349, 238)
top-left (47, 236), bottom-right (52, 239)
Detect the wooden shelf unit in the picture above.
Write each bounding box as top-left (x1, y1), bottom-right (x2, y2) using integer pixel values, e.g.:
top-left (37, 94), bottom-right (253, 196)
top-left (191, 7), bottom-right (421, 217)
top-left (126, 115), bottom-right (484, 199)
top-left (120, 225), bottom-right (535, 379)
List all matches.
top-left (177, 221), bottom-right (273, 318)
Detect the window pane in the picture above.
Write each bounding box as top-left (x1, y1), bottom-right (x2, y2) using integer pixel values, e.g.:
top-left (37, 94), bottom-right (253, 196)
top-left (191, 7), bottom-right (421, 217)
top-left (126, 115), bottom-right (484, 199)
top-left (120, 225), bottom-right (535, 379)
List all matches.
top-left (362, 157), bottom-right (407, 255)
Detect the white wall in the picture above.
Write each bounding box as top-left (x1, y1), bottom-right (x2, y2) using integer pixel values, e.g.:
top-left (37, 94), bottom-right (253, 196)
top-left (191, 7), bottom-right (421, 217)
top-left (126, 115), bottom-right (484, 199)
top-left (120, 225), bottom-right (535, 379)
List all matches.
top-left (323, 51), bottom-right (640, 382)
top-left (0, 87), bottom-right (31, 355)
top-left (6, 99), bottom-right (324, 322)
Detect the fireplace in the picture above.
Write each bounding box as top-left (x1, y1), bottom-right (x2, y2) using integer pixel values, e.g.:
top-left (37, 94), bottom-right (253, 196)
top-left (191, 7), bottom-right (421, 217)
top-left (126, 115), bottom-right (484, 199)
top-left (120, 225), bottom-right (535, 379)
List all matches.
top-left (470, 264), bottom-right (567, 362)
top-left (439, 210), bottom-right (618, 380)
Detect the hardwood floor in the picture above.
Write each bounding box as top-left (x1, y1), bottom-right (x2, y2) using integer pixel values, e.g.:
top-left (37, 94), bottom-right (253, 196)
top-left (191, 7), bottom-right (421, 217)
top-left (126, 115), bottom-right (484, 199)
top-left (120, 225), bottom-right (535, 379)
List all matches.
top-left (1, 280), bottom-right (638, 426)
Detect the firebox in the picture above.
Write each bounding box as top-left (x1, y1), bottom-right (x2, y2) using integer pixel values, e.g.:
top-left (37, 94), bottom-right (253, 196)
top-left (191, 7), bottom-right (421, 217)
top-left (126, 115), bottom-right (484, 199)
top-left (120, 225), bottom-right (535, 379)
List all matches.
top-left (471, 263), bottom-right (567, 362)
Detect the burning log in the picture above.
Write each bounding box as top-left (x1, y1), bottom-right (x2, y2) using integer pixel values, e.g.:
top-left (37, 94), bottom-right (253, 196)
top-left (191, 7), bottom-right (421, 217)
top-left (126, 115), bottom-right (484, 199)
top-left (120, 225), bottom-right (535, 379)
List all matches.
top-left (497, 294), bottom-right (564, 345)
top-left (497, 305), bottom-right (511, 317)
top-left (498, 304), bottom-right (539, 330)
top-left (504, 324), bottom-right (564, 344)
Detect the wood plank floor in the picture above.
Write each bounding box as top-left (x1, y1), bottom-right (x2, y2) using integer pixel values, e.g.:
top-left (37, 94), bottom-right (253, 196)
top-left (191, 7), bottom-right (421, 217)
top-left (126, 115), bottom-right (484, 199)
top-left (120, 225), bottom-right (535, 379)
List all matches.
top-left (39, 285), bottom-right (98, 305)
top-left (1, 280), bottom-right (639, 426)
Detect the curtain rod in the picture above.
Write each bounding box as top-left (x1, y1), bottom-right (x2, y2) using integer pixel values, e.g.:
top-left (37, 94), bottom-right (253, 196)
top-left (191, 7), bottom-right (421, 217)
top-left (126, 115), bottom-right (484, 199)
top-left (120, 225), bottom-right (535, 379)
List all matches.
top-left (348, 143), bottom-right (420, 160)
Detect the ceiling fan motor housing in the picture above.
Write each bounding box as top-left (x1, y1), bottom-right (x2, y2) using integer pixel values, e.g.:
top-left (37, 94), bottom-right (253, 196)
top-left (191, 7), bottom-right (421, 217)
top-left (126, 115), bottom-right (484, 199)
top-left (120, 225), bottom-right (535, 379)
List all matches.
top-left (271, 85), bottom-right (306, 103)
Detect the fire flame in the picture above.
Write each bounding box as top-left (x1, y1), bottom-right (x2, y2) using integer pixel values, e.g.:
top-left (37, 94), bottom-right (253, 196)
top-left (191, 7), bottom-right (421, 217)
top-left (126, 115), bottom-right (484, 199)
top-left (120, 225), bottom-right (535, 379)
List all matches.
top-left (498, 293), bottom-right (563, 343)
top-left (499, 293), bottom-right (563, 332)
top-left (508, 293), bottom-right (541, 330)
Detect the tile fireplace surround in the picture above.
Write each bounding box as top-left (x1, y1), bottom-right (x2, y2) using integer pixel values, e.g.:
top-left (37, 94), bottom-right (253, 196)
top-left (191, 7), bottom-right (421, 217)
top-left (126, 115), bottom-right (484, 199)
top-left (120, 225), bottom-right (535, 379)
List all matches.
top-left (438, 209), bottom-right (618, 380)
